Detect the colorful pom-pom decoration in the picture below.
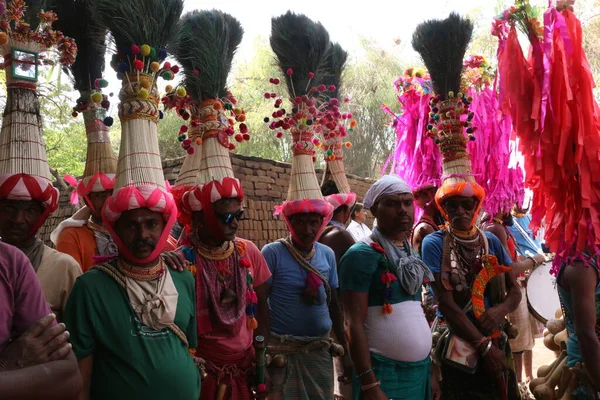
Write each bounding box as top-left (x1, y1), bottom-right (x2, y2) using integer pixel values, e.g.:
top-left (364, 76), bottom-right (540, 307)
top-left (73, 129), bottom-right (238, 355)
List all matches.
top-left (150, 62), bottom-right (160, 72)
top-left (186, 147), bottom-right (195, 155)
top-left (193, 69), bottom-right (200, 76)
top-left (344, 142), bottom-right (352, 148)
top-left (103, 116), bottom-right (114, 126)
top-left (170, 65), bottom-right (180, 74)
top-left (0, 32), bottom-right (8, 46)
top-left (137, 88), bottom-right (149, 99)
top-left (158, 49), bottom-right (168, 60)
top-left (286, 68), bottom-right (293, 75)
top-left (239, 123), bottom-right (248, 134)
top-left (72, 111), bottom-right (79, 118)
top-left (195, 137), bottom-right (203, 145)
top-left (140, 79), bottom-right (151, 89)
top-left (133, 59), bottom-right (144, 71)
top-left (131, 45), bottom-right (140, 55)
top-left (90, 92), bottom-right (103, 103)
top-left (140, 44), bottom-right (151, 56)
top-left (176, 87), bottom-right (187, 97)
top-left (165, 85), bottom-right (174, 93)
top-left (162, 71), bottom-right (173, 80)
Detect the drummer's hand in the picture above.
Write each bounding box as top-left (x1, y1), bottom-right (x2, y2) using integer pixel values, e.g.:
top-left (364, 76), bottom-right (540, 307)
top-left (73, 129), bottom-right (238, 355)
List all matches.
top-left (478, 306), bottom-right (506, 335)
top-left (481, 345), bottom-right (508, 375)
top-left (533, 254), bottom-right (546, 266)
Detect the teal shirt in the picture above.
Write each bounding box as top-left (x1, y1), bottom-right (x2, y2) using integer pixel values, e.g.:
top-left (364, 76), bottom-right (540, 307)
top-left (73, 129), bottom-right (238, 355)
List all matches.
top-left (557, 262), bottom-right (600, 367)
top-left (339, 242), bottom-right (420, 306)
top-left (64, 266), bottom-right (201, 400)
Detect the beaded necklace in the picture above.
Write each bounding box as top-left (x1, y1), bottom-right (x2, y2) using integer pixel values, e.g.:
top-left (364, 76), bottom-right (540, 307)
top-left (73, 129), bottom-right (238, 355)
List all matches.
top-left (117, 257), bottom-right (165, 281)
top-left (445, 227), bottom-right (486, 292)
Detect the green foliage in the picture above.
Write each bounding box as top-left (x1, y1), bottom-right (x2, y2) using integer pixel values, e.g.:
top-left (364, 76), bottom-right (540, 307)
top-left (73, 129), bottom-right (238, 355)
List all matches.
top-left (341, 38), bottom-right (403, 178)
top-left (230, 36), bottom-right (293, 162)
top-left (157, 109), bottom-right (185, 160)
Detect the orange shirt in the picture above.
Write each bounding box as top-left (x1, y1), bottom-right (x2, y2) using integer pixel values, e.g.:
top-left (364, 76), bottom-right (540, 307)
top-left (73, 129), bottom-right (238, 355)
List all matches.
top-left (56, 226), bottom-right (97, 272)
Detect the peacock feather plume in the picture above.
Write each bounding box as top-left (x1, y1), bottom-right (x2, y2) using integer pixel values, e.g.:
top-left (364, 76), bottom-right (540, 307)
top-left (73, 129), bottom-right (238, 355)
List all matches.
top-left (173, 10), bottom-right (243, 101)
top-left (412, 13), bottom-right (473, 99)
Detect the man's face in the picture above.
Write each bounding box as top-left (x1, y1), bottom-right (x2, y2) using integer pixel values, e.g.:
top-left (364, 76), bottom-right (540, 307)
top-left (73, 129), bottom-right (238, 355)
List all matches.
top-left (289, 212), bottom-right (323, 246)
top-left (193, 199), bottom-right (243, 243)
top-left (442, 196), bottom-right (478, 231)
top-left (87, 190), bottom-right (113, 218)
top-left (0, 199), bottom-right (44, 245)
top-left (355, 208), bottom-right (367, 223)
top-left (372, 193), bottom-right (414, 233)
top-left (114, 208), bottom-right (165, 261)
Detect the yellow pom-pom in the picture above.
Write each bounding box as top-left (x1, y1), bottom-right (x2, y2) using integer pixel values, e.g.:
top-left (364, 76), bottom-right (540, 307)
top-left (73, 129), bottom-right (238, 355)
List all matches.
top-left (150, 61), bottom-right (160, 72)
top-left (233, 108), bottom-right (242, 115)
top-left (140, 79), bottom-right (151, 89)
top-left (176, 87), bottom-right (187, 97)
top-left (448, 91), bottom-right (455, 98)
top-left (344, 141), bottom-right (352, 148)
top-left (0, 32), bottom-right (8, 46)
top-left (457, 92), bottom-right (464, 98)
top-left (140, 44), bottom-right (151, 57)
top-left (90, 92), bottom-right (103, 103)
top-left (195, 137), bottom-right (203, 146)
top-left (137, 88), bottom-right (149, 99)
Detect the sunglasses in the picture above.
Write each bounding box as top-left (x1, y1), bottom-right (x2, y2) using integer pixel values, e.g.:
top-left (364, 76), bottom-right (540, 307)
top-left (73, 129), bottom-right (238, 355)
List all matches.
top-left (443, 199), bottom-right (477, 213)
top-left (215, 210), bottom-right (245, 225)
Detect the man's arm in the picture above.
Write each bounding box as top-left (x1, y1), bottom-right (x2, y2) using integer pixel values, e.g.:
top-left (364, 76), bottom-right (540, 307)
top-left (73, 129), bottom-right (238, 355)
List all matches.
top-left (78, 356), bottom-right (94, 400)
top-left (255, 282), bottom-right (271, 345)
top-left (342, 290), bottom-right (387, 399)
top-left (430, 274), bottom-right (485, 345)
top-left (320, 230), bottom-right (355, 265)
top-left (510, 255), bottom-right (545, 276)
top-left (328, 290), bottom-right (348, 351)
top-left (477, 271), bottom-right (522, 335)
top-left (411, 223), bottom-right (435, 255)
top-left (0, 352), bottom-right (81, 400)
top-left (483, 224), bottom-right (509, 253)
top-left (564, 261), bottom-right (600, 387)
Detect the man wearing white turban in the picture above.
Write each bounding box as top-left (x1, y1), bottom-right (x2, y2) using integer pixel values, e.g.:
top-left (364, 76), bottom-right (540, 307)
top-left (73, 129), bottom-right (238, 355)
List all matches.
top-left (339, 175), bottom-right (438, 399)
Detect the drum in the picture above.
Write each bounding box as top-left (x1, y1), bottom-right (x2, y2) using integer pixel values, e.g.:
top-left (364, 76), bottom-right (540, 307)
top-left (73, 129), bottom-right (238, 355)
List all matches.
top-left (526, 262), bottom-right (561, 324)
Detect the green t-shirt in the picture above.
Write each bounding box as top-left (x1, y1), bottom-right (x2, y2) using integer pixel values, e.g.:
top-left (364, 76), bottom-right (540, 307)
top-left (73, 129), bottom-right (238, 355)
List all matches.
top-left (64, 265), bottom-right (200, 400)
top-left (339, 242), bottom-right (419, 306)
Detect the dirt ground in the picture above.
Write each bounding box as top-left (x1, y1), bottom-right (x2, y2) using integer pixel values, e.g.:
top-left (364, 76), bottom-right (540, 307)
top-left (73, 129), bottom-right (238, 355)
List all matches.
top-left (532, 337), bottom-right (559, 375)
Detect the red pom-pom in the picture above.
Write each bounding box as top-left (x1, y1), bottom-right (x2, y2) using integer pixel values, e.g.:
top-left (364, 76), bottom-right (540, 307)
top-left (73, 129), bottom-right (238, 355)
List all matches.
top-left (239, 123), bottom-right (248, 134)
top-left (170, 65), bottom-right (180, 73)
top-left (225, 127), bottom-right (235, 136)
top-left (161, 96), bottom-right (169, 104)
top-left (183, 139), bottom-right (192, 146)
top-left (180, 125), bottom-right (188, 133)
top-left (286, 68), bottom-right (293, 75)
top-left (282, 123), bottom-right (291, 130)
top-left (273, 78), bottom-right (280, 84)
top-left (72, 111), bottom-right (78, 118)
top-left (182, 112), bottom-right (190, 121)
top-left (242, 133), bottom-right (250, 141)
top-left (307, 72), bottom-right (315, 79)
top-left (275, 131), bottom-right (283, 138)
top-left (193, 69), bottom-right (200, 76)
top-left (294, 96), bottom-right (302, 104)
top-left (191, 120), bottom-right (200, 127)
top-left (228, 143), bottom-right (236, 150)
top-left (318, 84), bottom-right (326, 91)
top-left (131, 45), bottom-right (140, 55)
top-left (163, 61), bottom-right (171, 70)
top-left (270, 92), bottom-right (276, 98)
top-left (257, 384), bottom-right (267, 393)
top-left (264, 92), bottom-right (271, 99)
top-left (187, 147), bottom-right (195, 155)
top-left (328, 85), bottom-right (336, 92)
top-left (234, 134), bottom-right (243, 143)
top-left (133, 59), bottom-right (144, 70)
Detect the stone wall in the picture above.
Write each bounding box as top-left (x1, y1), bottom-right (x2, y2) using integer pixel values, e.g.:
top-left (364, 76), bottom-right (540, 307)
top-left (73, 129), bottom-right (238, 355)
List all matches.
top-left (41, 153), bottom-right (375, 249)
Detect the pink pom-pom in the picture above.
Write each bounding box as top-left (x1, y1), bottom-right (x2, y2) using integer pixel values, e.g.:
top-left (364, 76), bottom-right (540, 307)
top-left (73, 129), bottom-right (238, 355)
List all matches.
top-left (318, 84), bottom-right (326, 92)
top-left (328, 85), bottom-right (336, 92)
top-left (131, 45), bottom-right (140, 55)
top-left (163, 61), bottom-right (171, 70)
top-left (193, 69), bottom-right (200, 76)
top-left (296, 143), bottom-right (303, 149)
top-left (286, 68), bottom-right (293, 75)
top-left (69, 189), bottom-right (79, 206)
top-left (307, 72), bottom-right (315, 79)
top-left (257, 384), bottom-right (266, 393)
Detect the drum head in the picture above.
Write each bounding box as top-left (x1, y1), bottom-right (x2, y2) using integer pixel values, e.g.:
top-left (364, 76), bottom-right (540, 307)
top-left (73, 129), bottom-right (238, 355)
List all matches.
top-left (526, 262), bottom-right (561, 324)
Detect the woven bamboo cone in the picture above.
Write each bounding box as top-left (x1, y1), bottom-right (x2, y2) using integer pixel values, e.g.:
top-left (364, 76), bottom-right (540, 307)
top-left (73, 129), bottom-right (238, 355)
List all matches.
top-left (174, 123), bottom-right (202, 188)
top-left (0, 48), bottom-right (53, 184)
top-left (114, 74), bottom-right (166, 191)
top-left (195, 100), bottom-right (235, 185)
top-left (82, 101), bottom-right (117, 179)
top-left (288, 127), bottom-right (323, 201)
